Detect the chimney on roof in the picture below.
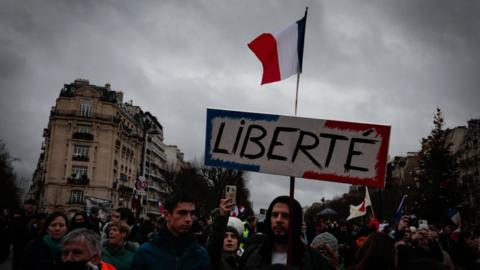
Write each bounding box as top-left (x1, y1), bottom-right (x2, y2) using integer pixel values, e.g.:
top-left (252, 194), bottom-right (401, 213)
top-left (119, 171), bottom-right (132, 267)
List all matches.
top-left (74, 78), bottom-right (89, 86)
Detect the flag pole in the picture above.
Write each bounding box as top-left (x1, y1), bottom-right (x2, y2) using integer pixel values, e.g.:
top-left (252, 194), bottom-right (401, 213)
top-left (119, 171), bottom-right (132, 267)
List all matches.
top-left (289, 5), bottom-right (308, 198)
top-left (294, 73), bottom-right (300, 116)
top-left (288, 7), bottom-right (308, 265)
top-left (290, 73), bottom-right (300, 198)
top-left (366, 187), bottom-right (376, 219)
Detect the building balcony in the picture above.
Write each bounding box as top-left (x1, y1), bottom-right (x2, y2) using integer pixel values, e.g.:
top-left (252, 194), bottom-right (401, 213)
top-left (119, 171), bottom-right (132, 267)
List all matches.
top-left (50, 109), bottom-right (119, 123)
top-left (68, 176), bottom-right (89, 185)
top-left (147, 207), bottom-right (161, 216)
top-left (67, 198), bottom-right (85, 205)
top-left (118, 184), bottom-right (134, 195)
top-left (72, 155), bottom-right (89, 162)
top-left (72, 132), bottom-right (94, 141)
top-left (149, 172), bottom-right (165, 182)
top-left (149, 181), bottom-right (163, 192)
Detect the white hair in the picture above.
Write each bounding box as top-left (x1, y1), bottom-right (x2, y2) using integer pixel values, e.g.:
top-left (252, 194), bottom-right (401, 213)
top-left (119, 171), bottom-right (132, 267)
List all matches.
top-left (62, 228), bottom-right (102, 257)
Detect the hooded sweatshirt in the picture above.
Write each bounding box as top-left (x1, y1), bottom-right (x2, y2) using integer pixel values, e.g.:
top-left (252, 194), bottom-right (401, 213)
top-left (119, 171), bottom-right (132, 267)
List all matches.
top-left (240, 196), bottom-right (334, 270)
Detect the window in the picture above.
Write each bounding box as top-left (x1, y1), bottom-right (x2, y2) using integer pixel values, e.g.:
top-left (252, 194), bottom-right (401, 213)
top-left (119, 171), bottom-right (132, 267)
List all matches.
top-left (69, 190), bottom-right (84, 204)
top-left (71, 166), bottom-right (87, 179)
top-left (73, 145), bottom-right (89, 159)
top-left (79, 101), bottom-right (92, 117)
top-left (78, 125), bottom-right (91, 134)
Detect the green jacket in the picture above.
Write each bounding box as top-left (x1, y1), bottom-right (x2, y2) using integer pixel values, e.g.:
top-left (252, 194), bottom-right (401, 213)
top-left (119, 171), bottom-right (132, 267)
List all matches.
top-left (102, 240), bottom-right (138, 270)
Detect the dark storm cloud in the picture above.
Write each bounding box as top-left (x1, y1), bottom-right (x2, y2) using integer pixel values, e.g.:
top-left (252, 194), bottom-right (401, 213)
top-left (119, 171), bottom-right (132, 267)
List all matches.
top-left (1, 0), bottom-right (478, 210)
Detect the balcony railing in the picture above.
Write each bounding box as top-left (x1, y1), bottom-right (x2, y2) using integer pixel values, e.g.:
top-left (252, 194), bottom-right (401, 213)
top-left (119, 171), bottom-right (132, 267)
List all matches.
top-left (50, 109), bottom-right (120, 123)
top-left (72, 155), bottom-right (89, 162)
top-left (68, 177), bottom-right (89, 185)
top-left (118, 184), bottom-right (133, 195)
top-left (67, 198), bottom-right (85, 204)
top-left (72, 132), bottom-right (94, 141)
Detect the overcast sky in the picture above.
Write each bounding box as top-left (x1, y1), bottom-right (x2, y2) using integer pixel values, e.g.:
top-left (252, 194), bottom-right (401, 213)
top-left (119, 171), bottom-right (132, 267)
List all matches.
top-left (1, 0), bottom-right (479, 212)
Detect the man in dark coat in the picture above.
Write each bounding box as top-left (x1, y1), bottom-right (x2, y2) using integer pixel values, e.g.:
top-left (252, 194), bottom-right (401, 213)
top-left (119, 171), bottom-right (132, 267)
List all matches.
top-left (240, 196), bottom-right (334, 270)
top-left (131, 191), bottom-right (211, 270)
top-left (10, 199), bottom-right (39, 270)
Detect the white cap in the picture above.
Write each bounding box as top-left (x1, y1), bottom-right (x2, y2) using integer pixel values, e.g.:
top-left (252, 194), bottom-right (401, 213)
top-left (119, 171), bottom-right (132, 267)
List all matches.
top-left (227, 217), bottom-right (244, 236)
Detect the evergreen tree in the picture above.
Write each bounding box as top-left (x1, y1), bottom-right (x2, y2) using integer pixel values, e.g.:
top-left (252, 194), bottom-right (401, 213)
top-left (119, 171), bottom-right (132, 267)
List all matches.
top-left (416, 108), bottom-right (459, 223)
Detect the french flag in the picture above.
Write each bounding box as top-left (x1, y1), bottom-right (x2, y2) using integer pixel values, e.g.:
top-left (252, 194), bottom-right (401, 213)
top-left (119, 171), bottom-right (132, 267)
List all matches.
top-left (248, 10), bottom-right (308, 85)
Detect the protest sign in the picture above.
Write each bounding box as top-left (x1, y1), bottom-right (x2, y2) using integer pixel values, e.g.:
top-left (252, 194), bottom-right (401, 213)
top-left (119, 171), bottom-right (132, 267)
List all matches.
top-left (85, 196), bottom-right (113, 222)
top-left (205, 109), bottom-right (390, 188)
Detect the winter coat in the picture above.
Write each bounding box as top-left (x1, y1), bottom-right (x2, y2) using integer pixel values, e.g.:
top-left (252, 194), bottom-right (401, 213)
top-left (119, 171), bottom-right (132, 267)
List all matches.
top-left (206, 214), bottom-right (239, 270)
top-left (131, 226), bottom-right (212, 270)
top-left (240, 196), bottom-right (334, 270)
top-left (240, 243), bottom-right (335, 270)
top-left (10, 213), bottom-right (39, 270)
top-left (102, 240), bottom-right (138, 270)
top-left (21, 237), bottom-right (62, 270)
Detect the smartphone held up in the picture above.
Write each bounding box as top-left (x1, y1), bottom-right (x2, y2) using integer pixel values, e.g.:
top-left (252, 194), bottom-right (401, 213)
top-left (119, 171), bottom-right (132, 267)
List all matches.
top-left (225, 185), bottom-right (237, 205)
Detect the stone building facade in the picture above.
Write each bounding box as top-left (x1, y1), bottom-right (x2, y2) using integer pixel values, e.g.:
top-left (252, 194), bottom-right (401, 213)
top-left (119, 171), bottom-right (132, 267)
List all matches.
top-left (28, 79), bottom-right (169, 216)
top-left (142, 112), bottom-right (169, 217)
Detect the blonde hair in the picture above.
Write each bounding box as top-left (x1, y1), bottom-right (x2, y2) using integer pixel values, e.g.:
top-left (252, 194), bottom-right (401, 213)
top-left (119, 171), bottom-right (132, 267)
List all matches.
top-left (109, 220), bottom-right (130, 235)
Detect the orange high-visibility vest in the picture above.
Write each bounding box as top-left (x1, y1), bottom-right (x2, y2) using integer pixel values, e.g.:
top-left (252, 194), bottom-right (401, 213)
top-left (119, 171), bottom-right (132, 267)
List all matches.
top-left (100, 261), bottom-right (117, 270)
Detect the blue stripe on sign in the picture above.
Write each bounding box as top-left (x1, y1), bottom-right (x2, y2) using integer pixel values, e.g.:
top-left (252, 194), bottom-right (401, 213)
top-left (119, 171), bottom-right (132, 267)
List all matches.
top-left (204, 108), bottom-right (280, 169)
top-left (205, 158), bottom-right (260, 172)
top-left (207, 108), bottom-right (280, 122)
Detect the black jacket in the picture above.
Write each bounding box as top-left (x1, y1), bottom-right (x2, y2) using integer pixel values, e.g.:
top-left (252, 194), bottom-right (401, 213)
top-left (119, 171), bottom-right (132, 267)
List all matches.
top-left (240, 196), bottom-right (334, 270)
top-left (240, 243), bottom-right (334, 270)
top-left (21, 237), bottom-right (62, 270)
top-left (207, 213), bottom-right (239, 270)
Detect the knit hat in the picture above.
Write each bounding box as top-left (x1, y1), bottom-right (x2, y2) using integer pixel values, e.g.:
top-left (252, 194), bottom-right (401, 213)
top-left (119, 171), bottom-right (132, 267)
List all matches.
top-left (227, 217), bottom-right (244, 237)
top-left (311, 232), bottom-right (339, 255)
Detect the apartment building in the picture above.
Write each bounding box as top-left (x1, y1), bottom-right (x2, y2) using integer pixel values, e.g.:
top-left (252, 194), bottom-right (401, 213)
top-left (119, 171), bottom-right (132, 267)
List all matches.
top-left (28, 79), bottom-right (169, 216)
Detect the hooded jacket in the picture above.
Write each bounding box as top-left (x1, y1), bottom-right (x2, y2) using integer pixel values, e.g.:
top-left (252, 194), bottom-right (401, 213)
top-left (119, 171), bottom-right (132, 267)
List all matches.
top-left (240, 196), bottom-right (334, 270)
top-left (131, 225), bottom-right (211, 270)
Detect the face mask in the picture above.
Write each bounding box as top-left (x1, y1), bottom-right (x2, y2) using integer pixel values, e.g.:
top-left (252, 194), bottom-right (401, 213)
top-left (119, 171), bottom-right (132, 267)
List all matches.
top-left (60, 260), bottom-right (99, 270)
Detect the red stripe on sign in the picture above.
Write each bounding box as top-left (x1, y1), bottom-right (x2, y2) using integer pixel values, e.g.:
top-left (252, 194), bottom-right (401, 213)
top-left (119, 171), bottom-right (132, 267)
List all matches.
top-left (302, 171), bottom-right (385, 188)
top-left (324, 120), bottom-right (385, 132)
top-left (322, 120), bottom-right (390, 188)
top-left (248, 33), bottom-right (281, 85)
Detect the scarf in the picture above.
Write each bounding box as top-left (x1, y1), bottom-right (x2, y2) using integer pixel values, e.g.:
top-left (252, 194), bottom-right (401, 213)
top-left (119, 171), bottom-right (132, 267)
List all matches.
top-left (43, 234), bottom-right (63, 254)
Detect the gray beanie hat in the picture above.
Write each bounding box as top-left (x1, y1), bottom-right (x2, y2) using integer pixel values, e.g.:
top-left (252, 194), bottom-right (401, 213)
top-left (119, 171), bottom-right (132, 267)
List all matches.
top-left (311, 232), bottom-right (339, 255)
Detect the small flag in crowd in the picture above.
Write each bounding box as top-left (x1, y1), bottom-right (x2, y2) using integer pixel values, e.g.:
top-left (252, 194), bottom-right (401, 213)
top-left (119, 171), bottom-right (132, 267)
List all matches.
top-left (394, 195), bottom-right (408, 222)
top-left (248, 9), bottom-right (308, 85)
top-left (158, 201), bottom-right (165, 215)
top-left (347, 187), bottom-right (372, 221)
top-left (347, 201), bottom-right (367, 221)
top-left (448, 208), bottom-right (461, 228)
top-left (230, 205), bottom-right (239, 217)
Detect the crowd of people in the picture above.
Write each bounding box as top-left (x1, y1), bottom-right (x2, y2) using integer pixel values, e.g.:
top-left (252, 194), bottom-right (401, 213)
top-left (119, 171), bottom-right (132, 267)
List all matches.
top-left (1, 192), bottom-right (479, 270)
